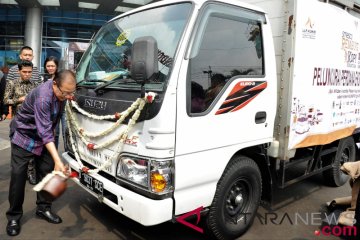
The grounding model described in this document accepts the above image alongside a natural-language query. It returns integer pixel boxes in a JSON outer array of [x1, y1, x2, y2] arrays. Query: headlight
[[117, 156, 174, 195], [118, 157, 148, 187]]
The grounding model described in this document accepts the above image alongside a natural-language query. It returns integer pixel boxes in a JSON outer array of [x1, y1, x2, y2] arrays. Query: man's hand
[[54, 161, 66, 173], [18, 96, 26, 103], [45, 142, 67, 174], [0, 114, 6, 121]]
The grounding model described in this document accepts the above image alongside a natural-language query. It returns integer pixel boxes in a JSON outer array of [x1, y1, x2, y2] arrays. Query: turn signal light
[[151, 172, 166, 192]]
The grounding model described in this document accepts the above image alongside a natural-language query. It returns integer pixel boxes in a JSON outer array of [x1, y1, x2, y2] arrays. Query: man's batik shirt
[[4, 77, 37, 116]]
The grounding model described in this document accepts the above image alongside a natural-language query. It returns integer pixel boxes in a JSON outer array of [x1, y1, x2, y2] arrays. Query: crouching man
[[6, 70, 76, 236]]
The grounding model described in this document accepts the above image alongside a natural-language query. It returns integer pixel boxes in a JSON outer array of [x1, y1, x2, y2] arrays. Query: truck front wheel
[[206, 156, 261, 240], [323, 137, 355, 187]]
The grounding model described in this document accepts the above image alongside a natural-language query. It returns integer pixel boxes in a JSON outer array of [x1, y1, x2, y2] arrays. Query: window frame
[[186, 2, 266, 116]]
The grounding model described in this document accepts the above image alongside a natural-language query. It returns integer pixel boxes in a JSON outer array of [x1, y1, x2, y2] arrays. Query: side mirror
[[131, 36, 158, 84]]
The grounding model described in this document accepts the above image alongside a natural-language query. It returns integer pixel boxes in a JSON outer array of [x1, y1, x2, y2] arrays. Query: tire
[[323, 137, 355, 187], [206, 156, 261, 240]]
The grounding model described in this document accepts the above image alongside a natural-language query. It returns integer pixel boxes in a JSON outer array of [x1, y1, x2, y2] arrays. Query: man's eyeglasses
[[57, 84, 76, 97]]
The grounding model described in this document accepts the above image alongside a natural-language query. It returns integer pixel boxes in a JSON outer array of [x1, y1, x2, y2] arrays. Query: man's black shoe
[[36, 210, 62, 224], [6, 220, 20, 236], [28, 172, 37, 185]]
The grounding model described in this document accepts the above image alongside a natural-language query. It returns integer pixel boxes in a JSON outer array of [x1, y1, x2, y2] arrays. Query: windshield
[[76, 3, 192, 91]]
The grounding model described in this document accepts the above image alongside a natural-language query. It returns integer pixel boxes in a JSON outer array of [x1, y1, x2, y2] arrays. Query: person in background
[[4, 60, 38, 185], [191, 81, 206, 113], [1, 66, 9, 79], [5, 70, 76, 237], [0, 70, 9, 121], [205, 73, 226, 108], [6, 46, 42, 85], [43, 56, 58, 82], [4, 60, 37, 117], [43, 56, 65, 149], [6, 46, 41, 185]]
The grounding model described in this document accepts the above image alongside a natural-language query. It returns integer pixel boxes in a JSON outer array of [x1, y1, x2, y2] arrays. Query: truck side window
[[188, 4, 264, 114]]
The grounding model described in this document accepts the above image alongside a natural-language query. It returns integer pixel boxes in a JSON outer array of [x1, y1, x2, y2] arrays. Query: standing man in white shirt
[[6, 46, 41, 85]]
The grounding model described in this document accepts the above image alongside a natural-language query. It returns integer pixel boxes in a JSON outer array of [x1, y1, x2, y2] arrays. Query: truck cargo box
[[244, 0, 360, 160]]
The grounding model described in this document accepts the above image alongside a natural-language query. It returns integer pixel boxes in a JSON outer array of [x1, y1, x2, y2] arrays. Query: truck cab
[[63, 1, 275, 238], [63, 0, 360, 238]]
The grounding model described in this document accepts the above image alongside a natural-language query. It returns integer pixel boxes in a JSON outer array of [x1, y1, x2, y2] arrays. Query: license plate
[[80, 172, 104, 196]]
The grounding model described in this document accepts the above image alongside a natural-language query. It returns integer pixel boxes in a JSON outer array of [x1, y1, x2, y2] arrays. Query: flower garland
[[71, 99, 139, 138], [66, 92, 156, 174]]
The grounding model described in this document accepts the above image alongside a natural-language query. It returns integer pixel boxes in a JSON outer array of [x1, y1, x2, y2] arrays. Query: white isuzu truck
[[62, 0, 360, 238]]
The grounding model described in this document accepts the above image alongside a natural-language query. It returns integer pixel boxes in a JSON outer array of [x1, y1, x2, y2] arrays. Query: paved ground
[[0, 118, 355, 240]]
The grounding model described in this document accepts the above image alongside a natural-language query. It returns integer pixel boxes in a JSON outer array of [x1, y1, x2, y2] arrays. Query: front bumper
[[62, 152, 173, 226]]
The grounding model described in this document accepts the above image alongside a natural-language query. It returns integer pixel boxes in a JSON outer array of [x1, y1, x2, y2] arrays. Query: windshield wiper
[[94, 77, 137, 93]]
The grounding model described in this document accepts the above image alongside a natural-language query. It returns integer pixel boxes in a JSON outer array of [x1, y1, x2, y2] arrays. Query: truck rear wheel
[[206, 156, 261, 240], [323, 137, 355, 187]]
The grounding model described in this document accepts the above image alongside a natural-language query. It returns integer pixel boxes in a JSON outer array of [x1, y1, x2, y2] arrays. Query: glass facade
[[0, 8, 25, 71], [0, 5, 114, 73], [42, 10, 114, 71]]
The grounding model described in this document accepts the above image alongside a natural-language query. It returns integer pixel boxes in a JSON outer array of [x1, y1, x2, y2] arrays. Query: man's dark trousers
[[6, 143, 54, 221]]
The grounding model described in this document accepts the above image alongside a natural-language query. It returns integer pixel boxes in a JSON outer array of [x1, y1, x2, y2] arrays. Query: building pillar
[[24, 7, 42, 69]]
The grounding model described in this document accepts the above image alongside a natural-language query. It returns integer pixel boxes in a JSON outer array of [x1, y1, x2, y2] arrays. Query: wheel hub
[[341, 151, 349, 164], [235, 194, 243, 205], [225, 182, 248, 217]]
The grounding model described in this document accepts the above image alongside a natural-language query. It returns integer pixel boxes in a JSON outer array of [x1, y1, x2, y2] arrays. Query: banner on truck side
[[289, 0, 360, 149]]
